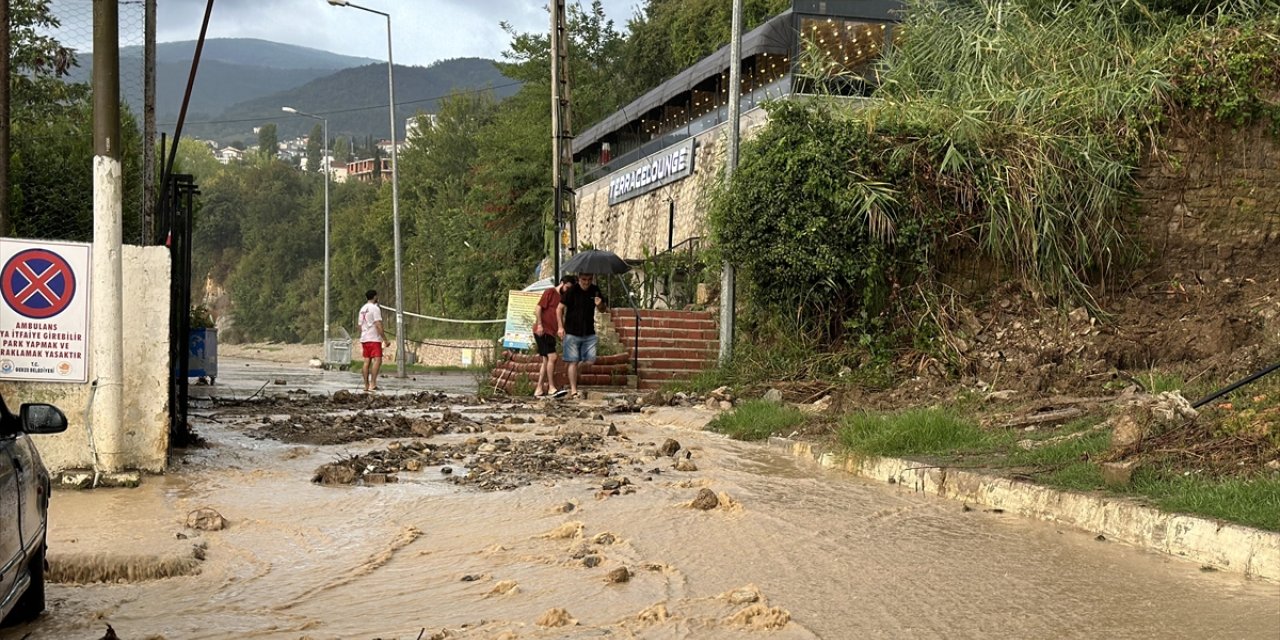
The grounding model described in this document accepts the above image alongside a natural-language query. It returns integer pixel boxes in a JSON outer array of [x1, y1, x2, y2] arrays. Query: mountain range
[[68, 38, 518, 144]]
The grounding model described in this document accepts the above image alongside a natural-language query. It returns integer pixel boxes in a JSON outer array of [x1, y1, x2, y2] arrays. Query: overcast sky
[[52, 0, 644, 67]]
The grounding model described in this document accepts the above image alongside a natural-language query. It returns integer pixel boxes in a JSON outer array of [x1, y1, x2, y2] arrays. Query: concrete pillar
[[92, 0, 126, 471]]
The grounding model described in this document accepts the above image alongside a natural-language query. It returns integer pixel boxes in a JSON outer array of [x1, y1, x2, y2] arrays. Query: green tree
[[173, 139, 222, 183], [220, 161, 324, 341], [621, 0, 789, 100], [9, 0, 81, 117], [257, 123, 278, 159], [469, 0, 625, 313], [7, 0, 143, 242], [192, 170, 245, 292], [306, 123, 323, 172], [333, 136, 351, 165], [397, 92, 497, 317]]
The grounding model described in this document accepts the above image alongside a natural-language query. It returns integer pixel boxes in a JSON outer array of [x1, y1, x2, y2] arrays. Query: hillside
[[121, 39, 379, 70], [67, 38, 381, 125], [188, 57, 518, 142]]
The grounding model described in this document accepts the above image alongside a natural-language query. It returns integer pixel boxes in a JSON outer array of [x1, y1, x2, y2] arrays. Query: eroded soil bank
[[5, 383, 1279, 639]]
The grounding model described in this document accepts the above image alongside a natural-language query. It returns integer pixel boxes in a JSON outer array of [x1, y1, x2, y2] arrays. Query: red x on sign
[[1, 249, 77, 319]]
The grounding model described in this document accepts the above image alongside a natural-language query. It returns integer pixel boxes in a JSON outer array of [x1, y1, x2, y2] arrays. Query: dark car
[[0, 396, 68, 626]]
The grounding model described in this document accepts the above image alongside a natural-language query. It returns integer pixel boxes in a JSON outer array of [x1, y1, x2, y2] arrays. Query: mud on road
[[7, 390, 1279, 640]]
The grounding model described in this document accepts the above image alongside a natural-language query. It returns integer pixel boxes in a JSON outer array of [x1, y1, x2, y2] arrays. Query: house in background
[[405, 113, 437, 141], [346, 157, 392, 183], [215, 146, 244, 165]]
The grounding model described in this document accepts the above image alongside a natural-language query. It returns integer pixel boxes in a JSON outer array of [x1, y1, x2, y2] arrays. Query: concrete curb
[[767, 437, 1280, 582]]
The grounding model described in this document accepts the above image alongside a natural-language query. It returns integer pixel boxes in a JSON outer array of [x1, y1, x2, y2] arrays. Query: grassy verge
[[839, 409, 1004, 456], [830, 406, 1280, 531], [708, 400, 809, 441]]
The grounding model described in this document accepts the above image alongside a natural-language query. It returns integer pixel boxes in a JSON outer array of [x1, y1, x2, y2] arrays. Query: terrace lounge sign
[[608, 138, 695, 206]]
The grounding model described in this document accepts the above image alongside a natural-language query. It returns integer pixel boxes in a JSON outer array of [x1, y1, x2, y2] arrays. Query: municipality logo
[[0, 360, 12, 374]]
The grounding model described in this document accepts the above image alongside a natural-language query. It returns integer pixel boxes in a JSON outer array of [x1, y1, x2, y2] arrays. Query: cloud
[[147, 0, 643, 67]]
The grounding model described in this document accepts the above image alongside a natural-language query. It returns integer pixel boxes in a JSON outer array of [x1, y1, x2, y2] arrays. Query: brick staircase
[[610, 309, 719, 390], [489, 352, 630, 393]]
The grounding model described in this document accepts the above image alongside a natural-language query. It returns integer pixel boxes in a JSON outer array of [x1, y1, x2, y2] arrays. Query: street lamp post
[[326, 0, 406, 377], [282, 106, 330, 361]]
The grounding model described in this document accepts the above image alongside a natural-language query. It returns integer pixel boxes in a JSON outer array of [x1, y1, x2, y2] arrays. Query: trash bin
[[326, 339, 352, 370], [325, 326, 352, 370], [189, 328, 218, 382]]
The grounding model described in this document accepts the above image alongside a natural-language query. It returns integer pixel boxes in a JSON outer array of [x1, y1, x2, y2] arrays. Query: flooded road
[[4, 361, 1278, 639]]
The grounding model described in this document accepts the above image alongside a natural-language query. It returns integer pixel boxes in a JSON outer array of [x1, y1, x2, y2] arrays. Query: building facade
[[572, 0, 901, 262], [346, 157, 393, 183]]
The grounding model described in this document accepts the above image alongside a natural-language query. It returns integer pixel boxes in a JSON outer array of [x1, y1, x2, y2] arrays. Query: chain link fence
[[12, 0, 149, 244]]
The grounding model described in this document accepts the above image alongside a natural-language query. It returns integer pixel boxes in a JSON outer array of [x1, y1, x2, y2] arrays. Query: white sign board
[[608, 138, 696, 206], [0, 239, 92, 383]]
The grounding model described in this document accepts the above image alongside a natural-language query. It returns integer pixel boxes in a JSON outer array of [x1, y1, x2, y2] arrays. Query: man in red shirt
[[533, 276, 574, 398]]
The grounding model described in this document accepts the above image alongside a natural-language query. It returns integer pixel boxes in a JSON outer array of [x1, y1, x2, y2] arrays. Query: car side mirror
[[20, 403, 67, 435]]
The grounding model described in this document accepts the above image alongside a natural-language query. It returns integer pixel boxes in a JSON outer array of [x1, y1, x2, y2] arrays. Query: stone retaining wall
[[575, 108, 771, 261], [1136, 122, 1280, 272]]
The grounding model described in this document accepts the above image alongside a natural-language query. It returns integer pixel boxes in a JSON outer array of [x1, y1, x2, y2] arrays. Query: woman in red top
[[533, 276, 574, 397]]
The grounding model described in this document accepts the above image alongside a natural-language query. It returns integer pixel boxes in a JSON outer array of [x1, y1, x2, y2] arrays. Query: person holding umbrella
[[557, 272, 608, 399]]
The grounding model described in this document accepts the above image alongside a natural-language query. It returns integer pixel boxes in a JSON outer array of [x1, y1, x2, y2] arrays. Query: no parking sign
[[0, 239, 91, 383]]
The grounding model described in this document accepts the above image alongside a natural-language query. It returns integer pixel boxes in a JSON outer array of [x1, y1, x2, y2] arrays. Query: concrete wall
[[0, 246, 171, 472], [576, 108, 772, 261]]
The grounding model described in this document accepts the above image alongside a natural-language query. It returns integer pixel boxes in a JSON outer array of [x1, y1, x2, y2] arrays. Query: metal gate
[[156, 173, 199, 445]]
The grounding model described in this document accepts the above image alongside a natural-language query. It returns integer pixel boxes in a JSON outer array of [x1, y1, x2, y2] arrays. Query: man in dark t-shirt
[[556, 272, 607, 399], [533, 275, 574, 398]]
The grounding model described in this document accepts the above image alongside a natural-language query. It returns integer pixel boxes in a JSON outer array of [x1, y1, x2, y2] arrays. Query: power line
[[158, 80, 522, 127]]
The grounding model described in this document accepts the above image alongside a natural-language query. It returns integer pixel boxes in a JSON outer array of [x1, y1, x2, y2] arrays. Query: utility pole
[[719, 0, 743, 364], [142, 0, 156, 243], [550, 0, 576, 277], [0, 0, 10, 237], [92, 0, 127, 472]]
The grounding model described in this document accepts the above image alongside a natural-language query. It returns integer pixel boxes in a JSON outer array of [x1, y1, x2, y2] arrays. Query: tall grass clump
[[838, 408, 1000, 456], [708, 399, 809, 441], [713, 0, 1277, 353]]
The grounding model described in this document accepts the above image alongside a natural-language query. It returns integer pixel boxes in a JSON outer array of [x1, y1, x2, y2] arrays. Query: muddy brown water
[[4, 404, 1278, 640]]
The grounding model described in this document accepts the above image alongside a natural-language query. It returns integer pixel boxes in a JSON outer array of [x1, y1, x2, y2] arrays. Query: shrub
[[713, 0, 1279, 359]]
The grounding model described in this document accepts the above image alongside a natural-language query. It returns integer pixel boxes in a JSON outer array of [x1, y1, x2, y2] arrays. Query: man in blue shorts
[[556, 272, 607, 399]]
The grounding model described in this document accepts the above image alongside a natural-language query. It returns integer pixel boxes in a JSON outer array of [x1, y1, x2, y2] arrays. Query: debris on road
[[658, 438, 681, 457], [536, 608, 576, 627], [186, 507, 227, 531], [311, 433, 632, 491], [251, 410, 487, 446], [691, 488, 720, 510]]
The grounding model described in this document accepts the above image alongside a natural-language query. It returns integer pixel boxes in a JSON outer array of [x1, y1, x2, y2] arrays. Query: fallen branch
[[999, 407, 1084, 429]]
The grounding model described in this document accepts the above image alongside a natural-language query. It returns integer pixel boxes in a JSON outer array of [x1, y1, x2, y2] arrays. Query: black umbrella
[[562, 249, 631, 275], [561, 249, 640, 378]]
